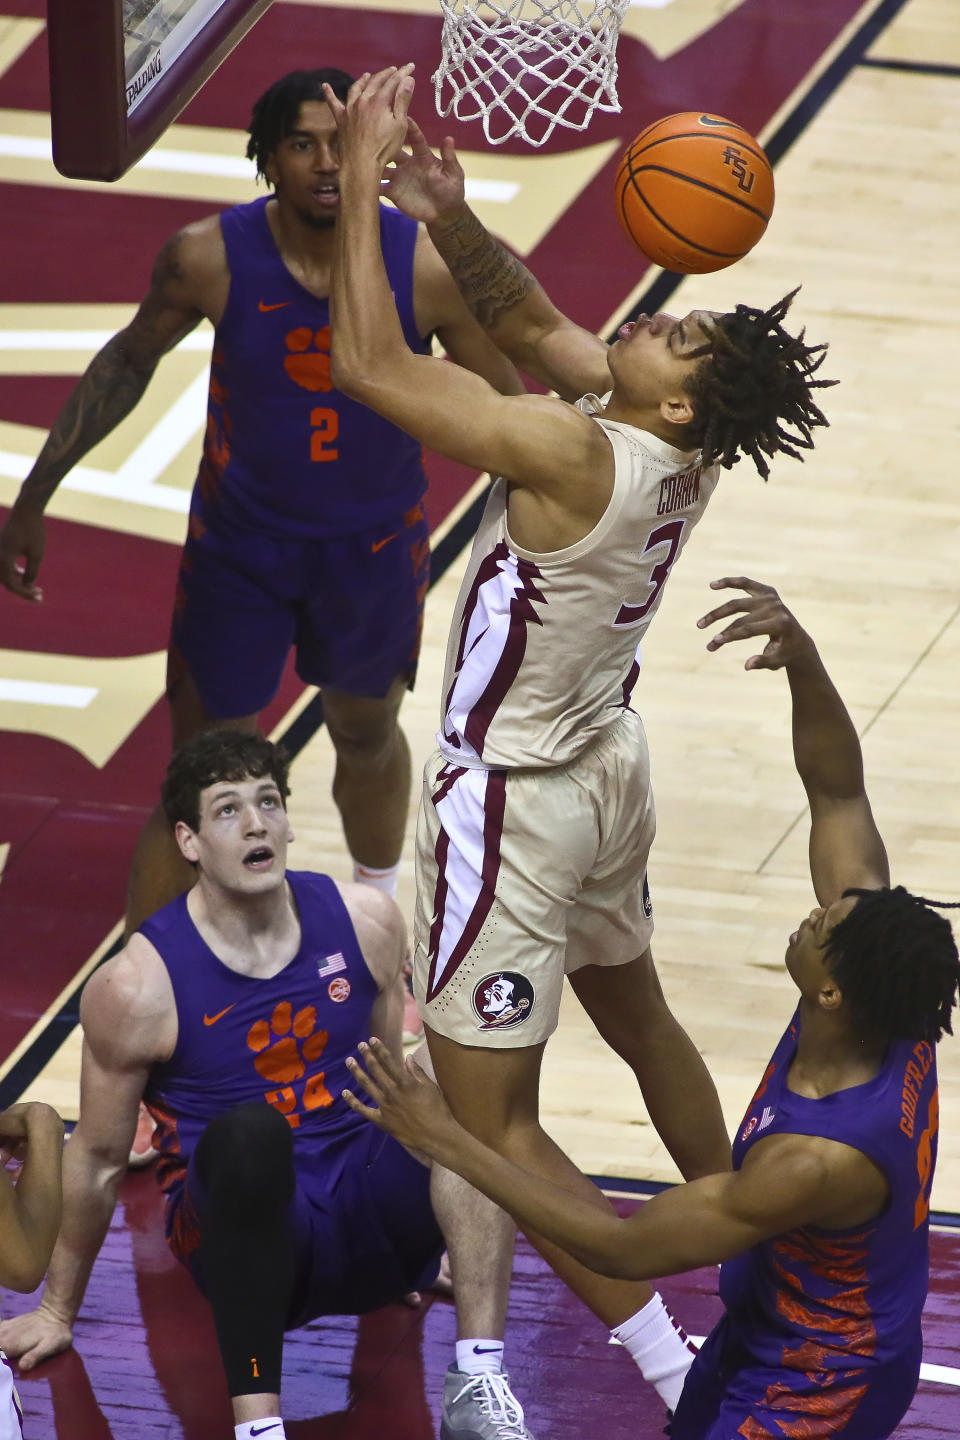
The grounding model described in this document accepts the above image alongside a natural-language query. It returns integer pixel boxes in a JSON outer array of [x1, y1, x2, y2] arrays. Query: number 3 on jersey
[[310, 406, 339, 462], [614, 518, 686, 628]]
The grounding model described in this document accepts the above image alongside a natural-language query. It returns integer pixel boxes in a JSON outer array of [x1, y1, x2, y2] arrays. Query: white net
[[433, 0, 629, 148]]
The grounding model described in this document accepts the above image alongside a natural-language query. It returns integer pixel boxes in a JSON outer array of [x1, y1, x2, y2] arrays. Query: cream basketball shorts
[[413, 708, 656, 1048]]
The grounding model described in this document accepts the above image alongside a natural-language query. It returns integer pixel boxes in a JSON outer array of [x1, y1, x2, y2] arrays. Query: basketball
[[614, 112, 775, 274]]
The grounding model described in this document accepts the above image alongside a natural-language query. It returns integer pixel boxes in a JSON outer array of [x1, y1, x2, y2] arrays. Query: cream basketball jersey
[[437, 395, 720, 770]]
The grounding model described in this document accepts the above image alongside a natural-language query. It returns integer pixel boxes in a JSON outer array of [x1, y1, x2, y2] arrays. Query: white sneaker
[[440, 1366, 534, 1440]]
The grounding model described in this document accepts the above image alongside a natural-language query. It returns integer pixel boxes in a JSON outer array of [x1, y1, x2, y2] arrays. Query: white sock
[[235, 1420, 286, 1440], [353, 860, 401, 899], [610, 1293, 697, 1413], [456, 1339, 505, 1375]]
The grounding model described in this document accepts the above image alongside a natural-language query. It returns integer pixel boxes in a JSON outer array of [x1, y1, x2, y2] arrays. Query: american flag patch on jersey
[[317, 952, 346, 978]]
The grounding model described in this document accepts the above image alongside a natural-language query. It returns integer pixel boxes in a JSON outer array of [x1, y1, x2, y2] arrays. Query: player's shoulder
[[80, 932, 176, 1060], [336, 882, 407, 982], [150, 213, 228, 294], [740, 1128, 872, 1207]]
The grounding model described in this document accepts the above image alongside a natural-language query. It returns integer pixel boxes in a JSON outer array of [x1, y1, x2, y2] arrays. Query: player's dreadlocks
[[162, 728, 291, 833], [684, 288, 836, 481], [246, 68, 355, 179], [824, 886, 960, 1045]]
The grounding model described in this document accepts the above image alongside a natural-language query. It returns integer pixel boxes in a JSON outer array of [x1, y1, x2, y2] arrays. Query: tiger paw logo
[[283, 325, 333, 392], [247, 1001, 333, 1126]]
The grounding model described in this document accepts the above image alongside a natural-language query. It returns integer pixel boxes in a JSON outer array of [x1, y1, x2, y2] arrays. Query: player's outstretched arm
[[0, 220, 220, 602], [414, 232, 526, 399], [698, 577, 889, 904], [328, 71, 611, 508], [384, 117, 609, 401], [0, 938, 173, 1371], [0, 1102, 64, 1291], [344, 1040, 871, 1279]]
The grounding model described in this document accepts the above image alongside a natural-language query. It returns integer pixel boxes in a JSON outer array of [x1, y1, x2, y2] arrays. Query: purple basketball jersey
[[195, 197, 430, 538], [722, 1007, 937, 1387], [140, 872, 378, 1216]]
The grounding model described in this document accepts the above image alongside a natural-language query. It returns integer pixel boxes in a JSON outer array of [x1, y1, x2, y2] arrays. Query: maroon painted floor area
[[3, 1183, 958, 1438]]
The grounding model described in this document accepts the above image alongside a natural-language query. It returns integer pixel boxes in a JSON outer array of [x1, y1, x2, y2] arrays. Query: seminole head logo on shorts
[[472, 972, 534, 1031]]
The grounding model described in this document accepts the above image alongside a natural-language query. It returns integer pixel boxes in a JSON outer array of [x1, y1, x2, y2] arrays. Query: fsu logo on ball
[[472, 972, 534, 1030], [328, 977, 351, 1003]]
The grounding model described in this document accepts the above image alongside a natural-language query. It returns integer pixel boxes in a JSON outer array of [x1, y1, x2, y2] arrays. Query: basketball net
[[433, 0, 629, 147]]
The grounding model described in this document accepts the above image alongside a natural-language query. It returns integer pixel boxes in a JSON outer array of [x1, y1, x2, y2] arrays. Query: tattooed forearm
[[19, 233, 198, 509], [20, 336, 157, 508], [430, 207, 538, 330]]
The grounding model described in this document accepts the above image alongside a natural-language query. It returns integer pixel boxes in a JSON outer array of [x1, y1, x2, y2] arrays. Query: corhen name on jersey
[[437, 393, 720, 770]]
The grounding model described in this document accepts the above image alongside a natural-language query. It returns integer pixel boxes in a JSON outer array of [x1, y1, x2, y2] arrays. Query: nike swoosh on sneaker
[[203, 1004, 237, 1026], [258, 300, 291, 311], [371, 532, 400, 553]]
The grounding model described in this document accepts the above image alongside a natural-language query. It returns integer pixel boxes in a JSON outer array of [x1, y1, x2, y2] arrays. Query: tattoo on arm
[[21, 338, 156, 507], [433, 208, 538, 330], [21, 233, 196, 508]]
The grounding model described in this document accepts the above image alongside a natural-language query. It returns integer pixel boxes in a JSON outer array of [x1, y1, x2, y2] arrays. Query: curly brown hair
[[161, 728, 291, 832]]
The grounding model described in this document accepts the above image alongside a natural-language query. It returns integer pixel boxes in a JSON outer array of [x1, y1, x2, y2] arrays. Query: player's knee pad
[[195, 1102, 295, 1220]]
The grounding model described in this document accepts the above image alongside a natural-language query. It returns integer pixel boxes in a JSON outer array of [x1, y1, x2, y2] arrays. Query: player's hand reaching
[[0, 1303, 73, 1371], [344, 1037, 459, 1159], [323, 65, 416, 172], [697, 577, 814, 670], [383, 118, 467, 223], [0, 502, 45, 602]]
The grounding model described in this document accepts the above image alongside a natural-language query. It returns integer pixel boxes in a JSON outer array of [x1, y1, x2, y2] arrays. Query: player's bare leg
[[321, 675, 411, 877], [568, 949, 731, 1179], [124, 667, 259, 936], [430, 1165, 515, 1336], [426, 1029, 650, 1318], [424, 1027, 697, 1412], [413, 1042, 529, 1436], [233, 1393, 283, 1430], [415, 1040, 516, 1338]]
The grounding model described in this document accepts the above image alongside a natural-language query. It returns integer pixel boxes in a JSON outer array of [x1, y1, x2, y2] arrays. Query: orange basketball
[[614, 112, 774, 274]]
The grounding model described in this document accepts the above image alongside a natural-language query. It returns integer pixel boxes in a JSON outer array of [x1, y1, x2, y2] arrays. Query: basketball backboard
[[47, 0, 273, 182]]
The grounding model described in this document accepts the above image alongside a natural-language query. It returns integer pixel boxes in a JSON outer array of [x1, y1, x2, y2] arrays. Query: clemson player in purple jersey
[[0, 67, 521, 943], [0, 731, 534, 1440], [343, 576, 960, 1440]]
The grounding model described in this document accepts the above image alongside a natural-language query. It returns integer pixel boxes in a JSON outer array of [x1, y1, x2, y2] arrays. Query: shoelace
[[453, 1371, 528, 1439]]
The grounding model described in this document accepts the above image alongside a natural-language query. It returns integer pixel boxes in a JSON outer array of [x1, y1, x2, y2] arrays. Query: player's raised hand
[[0, 502, 45, 602], [697, 577, 813, 670], [383, 117, 466, 223], [324, 65, 416, 171], [0, 1304, 73, 1371], [344, 1037, 458, 1158]]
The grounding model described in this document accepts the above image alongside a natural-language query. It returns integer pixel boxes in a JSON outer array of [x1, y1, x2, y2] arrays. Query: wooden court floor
[[1, 0, 960, 1434]]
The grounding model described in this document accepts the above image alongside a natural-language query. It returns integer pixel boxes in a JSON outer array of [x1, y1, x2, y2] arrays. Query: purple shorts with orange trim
[[168, 502, 430, 716], [672, 1315, 920, 1440], [167, 1124, 443, 1324]]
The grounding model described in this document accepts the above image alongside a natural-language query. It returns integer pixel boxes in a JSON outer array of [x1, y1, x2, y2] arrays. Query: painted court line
[[0, 678, 97, 707]]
